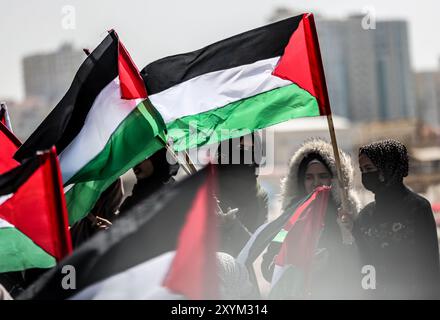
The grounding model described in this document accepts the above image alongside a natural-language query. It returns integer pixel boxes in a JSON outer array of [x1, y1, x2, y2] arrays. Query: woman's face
[[358, 153, 378, 173], [133, 158, 154, 180], [304, 162, 332, 194]]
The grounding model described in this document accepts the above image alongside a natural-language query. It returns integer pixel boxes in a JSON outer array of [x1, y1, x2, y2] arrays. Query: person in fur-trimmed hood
[[261, 138, 363, 299]]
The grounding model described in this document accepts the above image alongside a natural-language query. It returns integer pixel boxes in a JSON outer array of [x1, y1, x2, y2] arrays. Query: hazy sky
[[1, 0, 439, 100]]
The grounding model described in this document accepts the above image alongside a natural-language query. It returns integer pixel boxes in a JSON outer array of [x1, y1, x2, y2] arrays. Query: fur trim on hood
[[280, 138, 360, 218]]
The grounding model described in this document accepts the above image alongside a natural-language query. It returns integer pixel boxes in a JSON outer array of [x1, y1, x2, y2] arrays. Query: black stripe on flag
[[14, 32, 119, 162], [141, 15, 303, 95], [0, 157, 40, 196], [18, 166, 212, 300]]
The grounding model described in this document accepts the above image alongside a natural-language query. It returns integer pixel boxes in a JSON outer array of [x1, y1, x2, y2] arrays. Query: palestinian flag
[[142, 13, 330, 151], [236, 186, 330, 298], [14, 31, 167, 224], [19, 165, 218, 300], [0, 147, 72, 273], [0, 121, 21, 174], [270, 186, 330, 298], [237, 191, 316, 267]]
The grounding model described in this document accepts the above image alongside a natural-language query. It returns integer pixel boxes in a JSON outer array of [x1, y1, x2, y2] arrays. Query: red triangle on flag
[[116, 33, 148, 100], [0, 147, 72, 261], [163, 165, 219, 299], [273, 13, 331, 115]]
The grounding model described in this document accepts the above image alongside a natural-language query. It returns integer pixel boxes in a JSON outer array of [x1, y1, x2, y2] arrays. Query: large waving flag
[[0, 147, 72, 273], [15, 31, 167, 224], [19, 165, 218, 300], [142, 13, 330, 151]]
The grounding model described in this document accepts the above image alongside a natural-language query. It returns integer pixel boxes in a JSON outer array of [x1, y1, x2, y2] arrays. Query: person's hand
[[217, 207, 239, 226], [337, 207, 353, 230], [337, 207, 355, 245], [89, 215, 112, 230]]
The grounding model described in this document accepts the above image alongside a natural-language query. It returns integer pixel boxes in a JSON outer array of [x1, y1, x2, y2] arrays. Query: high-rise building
[[414, 72, 440, 128], [345, 15, 381, 122], [316, 15, 381, 122], [315, 19, 350, 118], [270, 9, 415, 123], [22, 43, 84, 104], [375, 21, 416, 120]]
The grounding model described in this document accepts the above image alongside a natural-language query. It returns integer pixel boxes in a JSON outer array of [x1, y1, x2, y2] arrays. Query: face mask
[[362, 171, 383, 193]]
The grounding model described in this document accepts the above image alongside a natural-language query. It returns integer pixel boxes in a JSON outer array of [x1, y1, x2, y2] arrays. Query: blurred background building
[[3, 43, 84, 141], [22, 43, 84, 106]]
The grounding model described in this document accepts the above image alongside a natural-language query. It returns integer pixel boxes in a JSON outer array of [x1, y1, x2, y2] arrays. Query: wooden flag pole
[[154, 134, 192, 176], [163, 143, 192, 176], [183, 150, 198, 174], [305, 13, 350, 214], [326, 114, 349, 212]]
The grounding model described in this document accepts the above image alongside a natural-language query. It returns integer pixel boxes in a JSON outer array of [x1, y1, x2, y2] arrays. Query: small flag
[[271, 186, 330, 296], [0, 147, 72, 273]]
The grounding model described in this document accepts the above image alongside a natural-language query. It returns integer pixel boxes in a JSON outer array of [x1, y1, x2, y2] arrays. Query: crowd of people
[[1, 136, 439, 299]]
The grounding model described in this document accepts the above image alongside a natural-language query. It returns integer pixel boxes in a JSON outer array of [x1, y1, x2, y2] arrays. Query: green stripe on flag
[[273, 229, 289, 243], [166, 83, 319, 151], [67, 102, 166, 185], [0, 227, 55, 273], [65, 101, 167, 224], [138, 100, 159, 136]]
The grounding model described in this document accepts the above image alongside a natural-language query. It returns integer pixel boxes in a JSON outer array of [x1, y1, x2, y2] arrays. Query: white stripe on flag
[[149, 56, 292, 124], [236, 220, 272, 265], [0, 217, 14, 229], [70, 251, 183, 300], [59, 79, 142, 183], [0, 193, 13, 207]]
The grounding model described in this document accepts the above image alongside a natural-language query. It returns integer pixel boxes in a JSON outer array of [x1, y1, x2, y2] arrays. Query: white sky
[[1, 0, 439, 100]]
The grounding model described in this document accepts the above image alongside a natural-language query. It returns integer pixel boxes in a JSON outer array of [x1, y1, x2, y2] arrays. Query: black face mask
[[362, 171, 384, 193]]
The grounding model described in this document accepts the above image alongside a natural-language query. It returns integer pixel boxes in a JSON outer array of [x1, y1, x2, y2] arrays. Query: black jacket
[[353, 184, 440, 299]]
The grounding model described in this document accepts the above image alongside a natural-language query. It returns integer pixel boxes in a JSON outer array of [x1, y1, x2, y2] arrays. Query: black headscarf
[[118, 148, 179, 215], [216, 134, 263, 167], [359, 139, 408, 187], [146, 147, 180, 182]]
